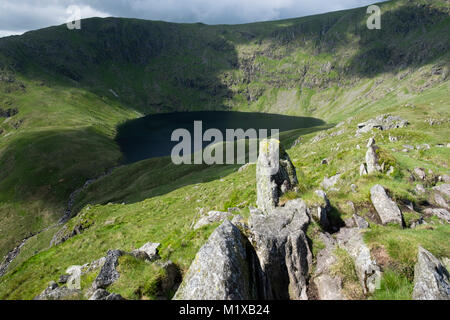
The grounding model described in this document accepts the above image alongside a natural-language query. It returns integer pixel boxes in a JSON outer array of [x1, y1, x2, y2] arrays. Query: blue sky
[[0, 0, 383, 37]]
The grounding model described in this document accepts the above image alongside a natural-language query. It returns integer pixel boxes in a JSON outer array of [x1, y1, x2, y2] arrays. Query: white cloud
[[0, 30, 26, 38], [0, 0, 382, 36]]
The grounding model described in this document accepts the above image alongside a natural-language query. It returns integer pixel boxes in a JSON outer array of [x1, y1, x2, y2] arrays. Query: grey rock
[[414, 168, 426, 180], [432, 184, 450, 210], [344, 217, 356, 228], [58, 274, 70, 284], [389, 134, 398, 142], [256, 139, 297, 213], [313, 233, 346, 300], [415, 184, 426, 194], [93, 250, 124, 289], [356, 114, 408, 134], [249, 199, 312, 300], [336, 228, 381, 294], [359, 164, 368, 176], [34, 281, 81, 300], [193, 211, 232, 230], [433, 184, 450, 198], [366, 137, 376, 148], [351, 184, 358, 193], [442, 175, 450, 183], [423, 208, 450, 223], [249, 206, 262, 216], [89, 289, 125, 300], [353, 214, 370, 229], [132, 242, 161, 261], [366, 146, 381, 174], [410, 217, 426, 229], [311, 132, 328, 143], [314, 190, 332, 230], [173, 220, 265, 300], [412, 247, 450, 300], [320, 173, 341, 190], [82, 257, 106, 274], [370, 184, 403, 226]]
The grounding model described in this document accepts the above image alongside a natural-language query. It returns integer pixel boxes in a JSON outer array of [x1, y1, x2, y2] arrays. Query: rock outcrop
[[34, 281, 82, 300], [89, 288, 124, 300], [312, 233, 346, 300], [365, 143, 381, 174], [431, 184, 450, 210], [320, 174, 341, 190], [92, 250, 124, 290], [249, 199, 312, 300], [173, 220, 265, 300], [312, 190, 332, 231], [131, 242, 161, 261], [336, 228, 381, 294], [370, 184, 404, 226], [193, 210, 232, 230], [412, 247, 450, 300], [356, 114, 409, 134], [423, 208, 450, 223], [256, 139, 298, 213]]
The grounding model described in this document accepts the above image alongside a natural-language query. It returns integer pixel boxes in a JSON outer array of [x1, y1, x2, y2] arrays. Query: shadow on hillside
[[73, 123, 332, 213]]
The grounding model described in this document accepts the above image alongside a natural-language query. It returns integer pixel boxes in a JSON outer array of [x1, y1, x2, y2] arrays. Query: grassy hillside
[[0, 0, 449, 299]]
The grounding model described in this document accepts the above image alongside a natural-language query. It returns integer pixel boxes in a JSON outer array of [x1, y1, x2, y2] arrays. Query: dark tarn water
[[116, 111, 325, 163]]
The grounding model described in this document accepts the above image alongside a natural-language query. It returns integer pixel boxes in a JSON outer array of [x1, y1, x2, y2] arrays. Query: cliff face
[[0, 0, 448, 117]]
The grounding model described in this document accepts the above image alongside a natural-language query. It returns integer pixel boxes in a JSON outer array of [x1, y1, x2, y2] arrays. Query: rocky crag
[[172, 138, 450, 300]]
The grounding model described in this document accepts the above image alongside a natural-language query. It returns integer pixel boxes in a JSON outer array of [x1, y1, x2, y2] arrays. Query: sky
[[0, 0, 382, 38]]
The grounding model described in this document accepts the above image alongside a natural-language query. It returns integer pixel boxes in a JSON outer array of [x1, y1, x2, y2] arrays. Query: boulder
[[441, 174, 450, 183], [353, 214, 370, 229], [359, 164, 368, 176], [356, 114, 408, 134], [256, 139, 297, 213], [89, 289, 124, 300], [92, 250, 124, 290], [431, 184, 450, 210], [193, 211, 232, 230], [34, 281, 82, 300], [320, 173, 341, 190], [415, 184, 426, 194], [423, 208, 450, 223], [249, 199, 312, 300], [412, 247, 450, 300], [336, 228, 381, 294], [370, 185, 404, 226], [414, 168, 426, 180], [366, 145, 381, 174], [313, 190, 332, 231], [132, 242, 161, 261], [313, 233, 346, 300], [173, 220, 265, 300]]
